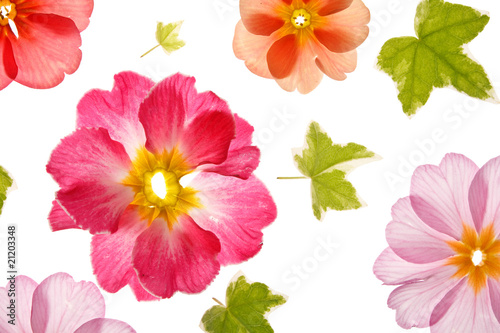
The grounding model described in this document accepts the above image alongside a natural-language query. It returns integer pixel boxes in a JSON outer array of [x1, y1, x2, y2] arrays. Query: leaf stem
[[277, 177, 307, 180], [141, 44, 160, 58], [212, 297, 224, 306]]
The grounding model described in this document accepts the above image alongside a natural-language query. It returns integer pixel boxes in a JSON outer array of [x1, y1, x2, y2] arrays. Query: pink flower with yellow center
[[374, 153, 500, 332], [0, 273, 135, 332], [233, 0, 370, 94], [47, 72, 277, 300], [0, 0, 93, 90]]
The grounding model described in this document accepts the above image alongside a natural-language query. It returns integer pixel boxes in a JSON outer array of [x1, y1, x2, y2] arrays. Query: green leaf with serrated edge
[[156, 21, 185, 54], [0, 166, 13, 215], [200, 272, 287, 333], [293, 121, 381, 220], [141, 21, 185, 57], [377, 0, 498, 117]]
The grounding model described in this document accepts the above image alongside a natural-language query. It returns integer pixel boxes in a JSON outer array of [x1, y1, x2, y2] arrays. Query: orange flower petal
[[314, 45, 356, 81], [276, 40, 323, 93], [314, 0, 370, 53], [233, 21, 275, 79], [240, 0, 286, 36], [311, 0, 354, 16], [267, 34, 299, 79]]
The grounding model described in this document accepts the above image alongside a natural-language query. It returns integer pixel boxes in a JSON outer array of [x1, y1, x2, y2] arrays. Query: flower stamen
[[471, 249, 485, 266], [446, 223, 500, 294], [122, 147, 202, 228], [291, 9, 311, 29], [0, 1, 16, 26]]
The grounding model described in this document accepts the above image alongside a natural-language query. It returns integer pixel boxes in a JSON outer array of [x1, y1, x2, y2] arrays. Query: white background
[[1, 0, 500, 332]]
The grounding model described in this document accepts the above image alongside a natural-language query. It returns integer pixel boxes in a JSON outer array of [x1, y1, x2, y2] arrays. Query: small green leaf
[[378, 0, 497, 117], [293, 121, 381, 220], [141, 21, 185, 58], [0, 166, 14, 215], [200, 272, 287, 333]]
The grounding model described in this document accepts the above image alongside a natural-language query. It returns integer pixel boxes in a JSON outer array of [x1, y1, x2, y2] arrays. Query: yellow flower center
[[275, 0, 327, 46], [0, 0, 16, 27], [121, 147, 201, 229], [291, 9, 311, 29], [446, 223, 500, 294]]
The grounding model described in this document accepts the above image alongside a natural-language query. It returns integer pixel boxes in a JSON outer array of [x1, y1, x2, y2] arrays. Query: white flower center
[[0, 5, 11, 19], [0, 2, 18, 38], [151, 172, 167, 199], [472, 250, 484, 266]]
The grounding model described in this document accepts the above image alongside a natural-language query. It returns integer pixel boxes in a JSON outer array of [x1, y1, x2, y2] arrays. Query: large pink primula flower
[[374, 153, 500, 332], [0, 0, 93, 90], [47, 72, 277, 300], [0, 273, 135, 332], [233, 0, 370, 94]]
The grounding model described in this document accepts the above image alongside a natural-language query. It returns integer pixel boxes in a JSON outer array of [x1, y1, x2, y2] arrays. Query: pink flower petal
[[410, 153, 479, 239], [314, 46, 356, 81], [31, 272, 105, 333], [388, 266, 459, 329], [267, 34, 299, 80], [468, 155, 500, 234], [17, 0, 94, 31], [430, 279, 500, 332], [0, 36, 16, 90], [314, 0, 370, 53], [240, 0, 285, 35], [77, 71, 155, 159], [138, 73, 191, 155], [10, 14, 82, 89], [275, 40, 323, 93], [91, 208, 148, 293], [373, 248, 448, 285], [180, 110, 235, 167], [200, 115, 260, 179], [200, 146, 260, 180], [386, 197, 455, 264], [0, 275, 38, 333], [188, 173, 276, 265], [74, 318, 136, 333], [233, 20, 274, 79], [47, 128, 134, 234], [132, 215, 221, 298], [488, 279, 500, 325], [48, 200, 81, 231], [438, 153, 479, 227], [184, 89, 232, 123], [128, 274, 160, 301], [229, 114, 256, 149]]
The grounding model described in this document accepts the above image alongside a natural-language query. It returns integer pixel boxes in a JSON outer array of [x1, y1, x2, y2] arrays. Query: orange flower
[[233, 0, 370, 94]]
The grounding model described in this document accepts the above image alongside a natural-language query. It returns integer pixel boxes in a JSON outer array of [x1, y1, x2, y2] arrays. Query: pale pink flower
[[374, 153, 500, 332], [0, 273, 135, 333]]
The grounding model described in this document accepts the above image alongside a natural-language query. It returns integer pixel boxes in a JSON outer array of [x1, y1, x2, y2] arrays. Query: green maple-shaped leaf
[[141, 21, 185, 58], [200, 272, 287, 333], [292, 122, 381, 220], [0, 166, 14, 215], [378, 0, 498, 117]]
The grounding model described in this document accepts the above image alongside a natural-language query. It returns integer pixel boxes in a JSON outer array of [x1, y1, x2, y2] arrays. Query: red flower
[[233, 0, 370, 93], [0, 0, 93, 89]]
